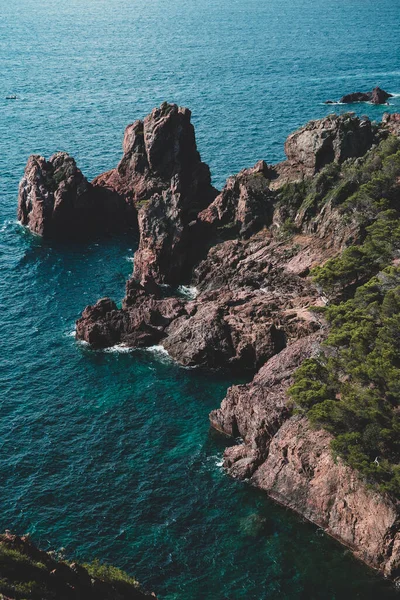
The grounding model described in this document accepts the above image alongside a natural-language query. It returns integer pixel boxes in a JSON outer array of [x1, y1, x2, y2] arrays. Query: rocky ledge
[[0, 532, 156, 599], [18, 104, 400, 581]]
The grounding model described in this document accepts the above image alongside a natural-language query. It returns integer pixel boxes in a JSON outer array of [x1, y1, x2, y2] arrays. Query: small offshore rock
[[338, 86, 392, 105]]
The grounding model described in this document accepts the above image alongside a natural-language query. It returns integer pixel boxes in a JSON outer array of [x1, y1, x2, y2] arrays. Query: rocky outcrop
[[17, 152, 131, 238], [253, 416, 400, 579], [210, 335, 323, 476], [18, 103, 216, 247], [94, 103, 218, 285], [0, 532, 156, 599], [273, 113, 377, 183], [77, 231, 323, 371], [383, 112, 400, 137], [210, 334, 400, 578], [19, 153, 106, 237], [72, 109, 400, 580], [76, 282, 185, 349], [338, 86, 393, 105], [76, 111, 386, 366], [198, 160, 276, 238]]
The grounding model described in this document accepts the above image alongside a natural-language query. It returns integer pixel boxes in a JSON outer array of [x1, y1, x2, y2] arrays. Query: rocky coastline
[[18, 105, 400, 582]]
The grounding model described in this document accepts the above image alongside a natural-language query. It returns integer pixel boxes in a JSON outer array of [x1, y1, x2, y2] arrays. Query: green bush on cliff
[[312, 210, 400, 293], [84, 558, 140, 587], [290, 267, 400, 497], [276, 135, 400, 243]]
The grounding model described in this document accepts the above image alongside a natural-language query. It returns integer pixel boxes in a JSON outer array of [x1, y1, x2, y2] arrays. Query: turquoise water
[[1, 0, 400, 598]]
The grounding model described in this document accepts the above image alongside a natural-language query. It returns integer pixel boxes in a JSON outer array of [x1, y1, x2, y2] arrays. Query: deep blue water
[[1, 1, 400, 598]]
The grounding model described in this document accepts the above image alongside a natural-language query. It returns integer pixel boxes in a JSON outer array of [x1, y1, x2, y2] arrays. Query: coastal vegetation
[[0, 533, 151, 600], [289, 135, 400, 497]]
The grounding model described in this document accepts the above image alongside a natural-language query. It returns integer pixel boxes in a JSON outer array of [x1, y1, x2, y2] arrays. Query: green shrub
[[289, 267, 400, 497]]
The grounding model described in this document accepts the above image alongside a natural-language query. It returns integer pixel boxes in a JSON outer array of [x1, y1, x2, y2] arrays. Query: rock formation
[[383, 112, 400, 137], [76, 111, 383, 367], [18, 103, 216, 249], [0, 532, 156, 599], [93, 102, 218, 285], [274, 113, 377, 182], [198, 160, 276, 238], [73, 108, 400, 581], [325, 86, 393, 105], [17, 152, 131, 238], [340, 86, 393, 104], [211, 347, 400, 579]]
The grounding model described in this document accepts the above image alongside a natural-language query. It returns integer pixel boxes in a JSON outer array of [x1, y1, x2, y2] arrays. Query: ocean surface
[[1, 0, 400, 598]]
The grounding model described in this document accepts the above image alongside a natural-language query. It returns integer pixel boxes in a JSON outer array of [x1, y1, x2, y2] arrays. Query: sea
[[1, 1, 400, 598]]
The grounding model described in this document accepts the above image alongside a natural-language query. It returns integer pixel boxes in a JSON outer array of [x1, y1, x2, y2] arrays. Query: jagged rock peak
[[94, 102, 215, 205], [123, 103, 202, 179], [129, 103, 218, 286]]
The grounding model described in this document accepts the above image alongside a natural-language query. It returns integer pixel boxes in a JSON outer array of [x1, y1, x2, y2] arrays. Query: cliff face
[[0, 533, 156, 599], [210, 335, 400, 579]]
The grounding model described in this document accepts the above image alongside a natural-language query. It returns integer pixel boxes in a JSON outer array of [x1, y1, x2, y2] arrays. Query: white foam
[[146, 344, 170, 357], [65, 330, 76, 337], [177, 285, 198, 300], [125, 256, 134, 263], [76, 339, 89, 347], [103, 344, 134, 354], [1, 219, 19, 233]]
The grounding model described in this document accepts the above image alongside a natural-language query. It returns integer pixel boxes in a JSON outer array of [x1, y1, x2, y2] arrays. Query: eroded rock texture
[[198, 160, 276, 238], [383, 112, 400, 137], [17, 153, 128, 237], [18, 103, 216, 247], [76, 111, 385, 368], [276, 113, 377, 182], [94, 103, 217, 285]]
